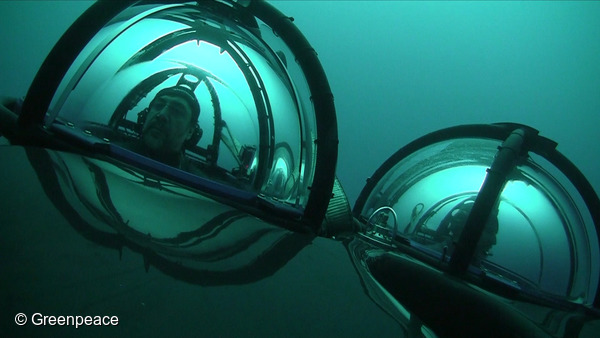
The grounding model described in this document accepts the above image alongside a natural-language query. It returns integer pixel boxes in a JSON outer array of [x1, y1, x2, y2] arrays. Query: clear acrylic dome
[[22, 0, 338, 226], [354, 124, 600, 307]]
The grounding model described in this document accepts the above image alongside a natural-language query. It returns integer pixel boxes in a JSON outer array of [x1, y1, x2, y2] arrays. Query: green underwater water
[[0, 0, 598, 207], [273, 1, 600, 206], [0, 2, 599, 336]]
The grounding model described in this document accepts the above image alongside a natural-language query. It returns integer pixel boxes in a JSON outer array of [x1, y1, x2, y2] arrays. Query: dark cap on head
[[153, 85, 201, 122]]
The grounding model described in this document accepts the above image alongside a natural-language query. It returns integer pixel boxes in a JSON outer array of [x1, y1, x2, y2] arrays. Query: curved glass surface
[[356, 136, 599, 306], [44, 1, 318, 213]]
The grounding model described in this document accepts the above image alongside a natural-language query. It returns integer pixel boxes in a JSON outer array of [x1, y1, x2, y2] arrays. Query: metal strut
[[449, 128, 527, 273]]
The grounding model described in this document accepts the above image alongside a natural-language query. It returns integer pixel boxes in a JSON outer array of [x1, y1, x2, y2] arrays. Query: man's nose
[[155, 108, 169, 122]]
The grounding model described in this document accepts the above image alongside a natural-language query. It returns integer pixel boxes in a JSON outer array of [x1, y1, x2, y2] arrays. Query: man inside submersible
[[133, 83, 202, 170]]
